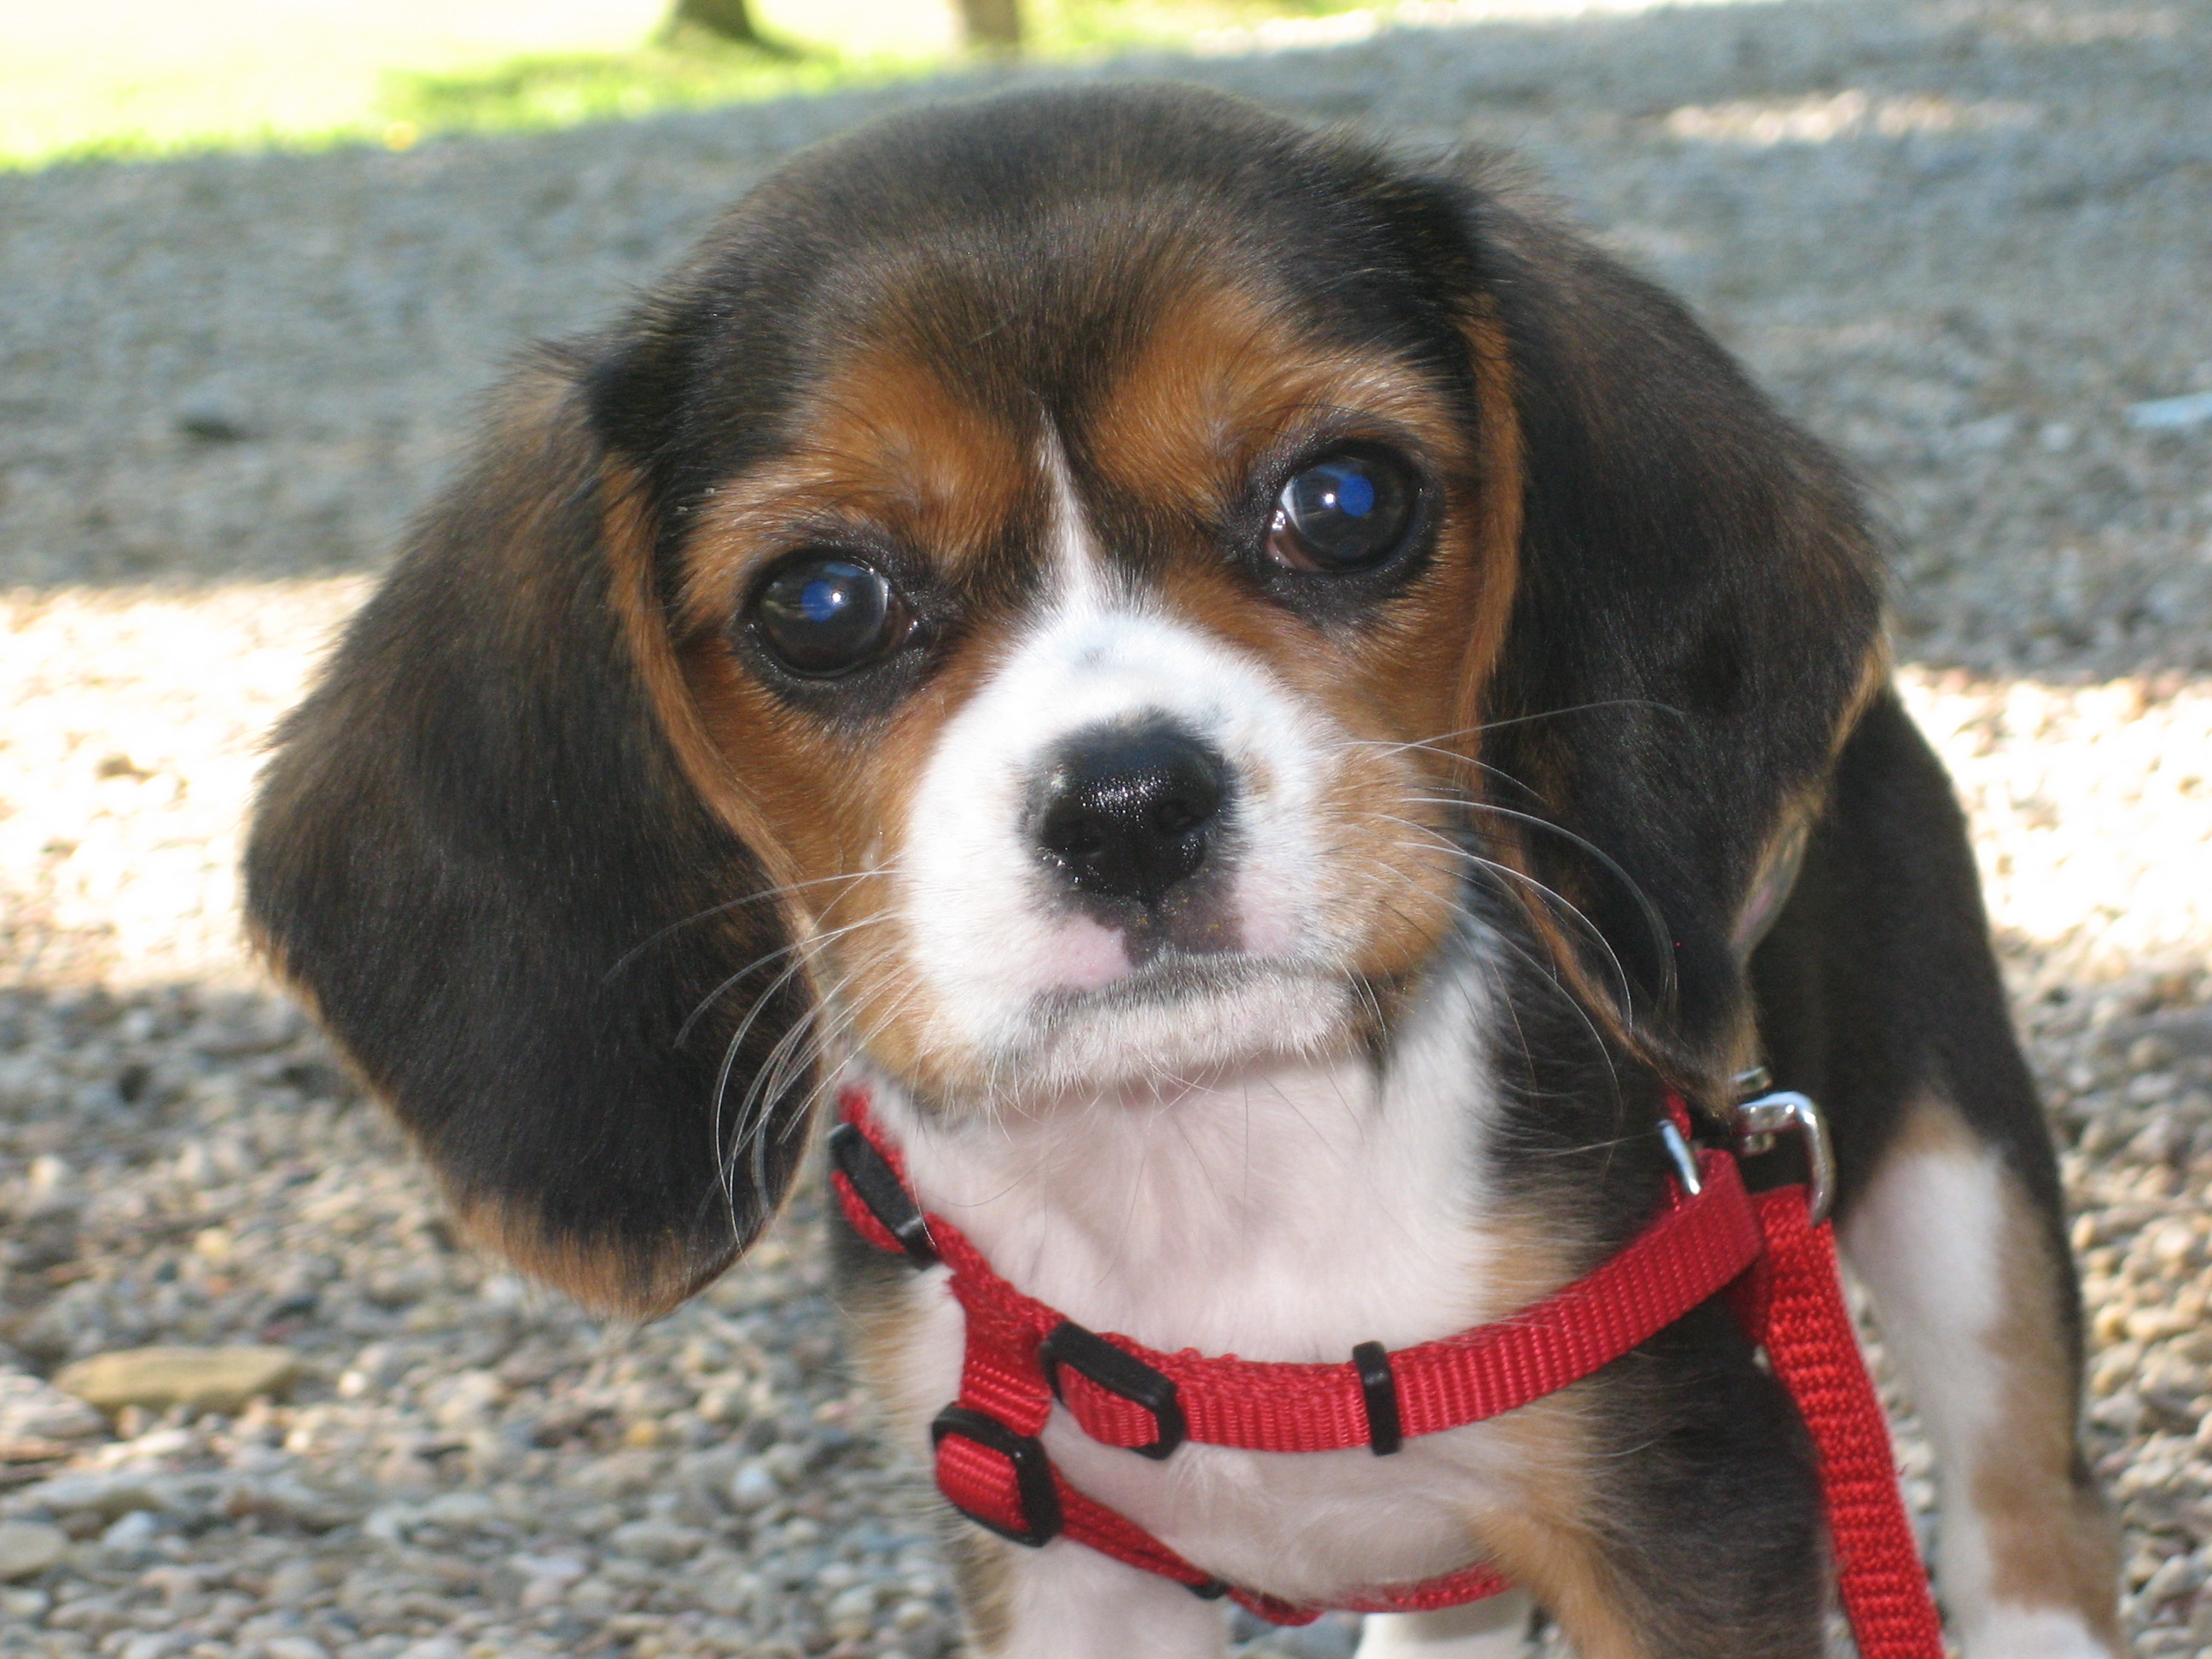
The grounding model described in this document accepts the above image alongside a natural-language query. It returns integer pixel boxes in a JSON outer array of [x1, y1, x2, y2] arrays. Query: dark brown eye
[[1267, 451, 1417, 572], [749, 554, 911, 678]]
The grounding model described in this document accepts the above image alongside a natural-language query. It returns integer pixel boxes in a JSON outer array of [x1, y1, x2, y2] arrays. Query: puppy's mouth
[[966, 947, 1362, 1098], [1031, 947, 1310, 1016]]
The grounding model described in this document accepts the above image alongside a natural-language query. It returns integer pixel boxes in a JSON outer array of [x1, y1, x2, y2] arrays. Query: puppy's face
[[665, 240, 1522, 1106], [247, 85, 1883, 1309]]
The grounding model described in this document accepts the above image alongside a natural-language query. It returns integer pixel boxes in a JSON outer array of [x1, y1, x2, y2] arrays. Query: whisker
[[696, 910, 898, 1223], [603, 866, 899, 984], [1329, 699, 1689, 765], [726, 1003, 821, 1225], [1400, 795, 1674, 1007], [1369, 811, 1630, 1103], [1373, 810, 1638, 1019], [678, 910, 888, 1047]]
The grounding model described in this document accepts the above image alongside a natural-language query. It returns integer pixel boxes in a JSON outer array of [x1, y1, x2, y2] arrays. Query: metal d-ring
[[1734, 1090, 1837, 1226]]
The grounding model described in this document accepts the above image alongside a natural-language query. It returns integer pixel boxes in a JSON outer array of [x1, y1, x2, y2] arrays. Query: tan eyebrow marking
[[673, 340, 1034, 638]]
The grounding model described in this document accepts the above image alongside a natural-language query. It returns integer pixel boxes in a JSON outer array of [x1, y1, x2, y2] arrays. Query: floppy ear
[[244, 356, 814, 1318], [1447, 169, 1884, 1066]]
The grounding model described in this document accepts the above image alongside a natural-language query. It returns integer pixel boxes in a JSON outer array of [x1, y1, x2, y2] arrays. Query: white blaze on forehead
[[895, 443, 1346, 1064], [1046, 430, 1108, 609]]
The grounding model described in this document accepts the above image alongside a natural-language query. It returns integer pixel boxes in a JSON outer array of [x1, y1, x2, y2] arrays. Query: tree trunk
[[956, 0, 1022, 51], [668, 0, 766, 45]]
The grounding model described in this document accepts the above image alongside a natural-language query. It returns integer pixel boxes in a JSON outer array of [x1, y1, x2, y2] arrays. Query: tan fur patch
[[602, 464, 810, 917], [1467, 1400, 1659, 1659], [1443, 305, 1528, 777], [452, 1196, 730, 1319]]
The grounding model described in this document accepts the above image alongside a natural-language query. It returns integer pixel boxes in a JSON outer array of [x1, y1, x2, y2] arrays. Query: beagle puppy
[[244, 85, 2121, 1659]]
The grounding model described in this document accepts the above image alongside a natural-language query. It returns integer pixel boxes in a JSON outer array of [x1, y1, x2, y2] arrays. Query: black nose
[[1036, 724, 1230, 909]]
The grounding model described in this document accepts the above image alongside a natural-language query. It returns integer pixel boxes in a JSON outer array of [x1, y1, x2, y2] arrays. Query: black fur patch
[[246, 375, 810, 1313]]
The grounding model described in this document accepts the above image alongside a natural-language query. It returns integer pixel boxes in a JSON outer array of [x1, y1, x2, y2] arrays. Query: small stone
[[0, 1520, 68, 1580], [262, 1640, 331, 1659], [608, 1519, 704, 1565], [1, 1586, 51, 1619], [428, 1370, 504, 1431], [508, 1551, 586, 1583], [729, 1462, 778, 1509], [363, 1502, 417, 1544], [0, 1371, 108, 1441], [505, 1550, 587, 1610], [222, 1474, 357, 1532], [825, 1583, 878, 1640], [55, 1346, 300, 1415], [100, 1510, 161, 1552], [2141, 1551, 2207, 1606], [265, 1557, 321, 1606], [418, 1490, 499, 1531], [22, 1469, 195, 1520], [174, 403, 253, 445], [519, 1576, 568, 1610]]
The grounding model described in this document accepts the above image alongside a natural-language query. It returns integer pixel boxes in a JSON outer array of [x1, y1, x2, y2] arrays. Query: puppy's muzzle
[[1035, 720, 1230, 913]]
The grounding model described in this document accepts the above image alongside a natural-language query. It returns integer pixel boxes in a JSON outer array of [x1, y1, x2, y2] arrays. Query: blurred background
[[1, 2, 2209, 1656], [1, 0, 1526, 167]]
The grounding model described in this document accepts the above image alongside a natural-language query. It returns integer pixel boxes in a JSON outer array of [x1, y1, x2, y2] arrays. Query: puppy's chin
[[966, 956, 1361, 1105]]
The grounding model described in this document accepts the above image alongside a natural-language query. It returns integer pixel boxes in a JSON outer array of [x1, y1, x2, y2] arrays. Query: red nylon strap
[[1749, 1190, 1947, 1659], [835, 1089, 1943, 1651], [837, 1091, 1765, 1455], [1057, 1153, 1760, 1452]]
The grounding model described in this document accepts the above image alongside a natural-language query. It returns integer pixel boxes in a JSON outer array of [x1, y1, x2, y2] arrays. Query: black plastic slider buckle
[[930, 1406, 1062, 1548], [1039, 1320, 1188, 1461], [827, 1121, 936, 1265], [1353, 1340, 1404, 1456]]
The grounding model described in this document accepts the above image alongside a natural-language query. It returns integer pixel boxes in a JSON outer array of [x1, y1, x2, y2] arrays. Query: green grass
[[379, 33, 906, 143], [2, 0, 1370, 171]]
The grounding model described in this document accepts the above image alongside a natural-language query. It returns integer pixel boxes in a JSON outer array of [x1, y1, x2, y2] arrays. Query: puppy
[[244, 85, 2120, 1659]]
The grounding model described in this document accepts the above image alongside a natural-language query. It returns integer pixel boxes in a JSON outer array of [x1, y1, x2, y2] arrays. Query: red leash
[[830, 1087, 1943, 1652], [1751, 1187, 1948, 1656]]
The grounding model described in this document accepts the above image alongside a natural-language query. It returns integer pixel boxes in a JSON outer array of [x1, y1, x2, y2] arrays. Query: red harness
[[830, 1086, 1944, 1655]]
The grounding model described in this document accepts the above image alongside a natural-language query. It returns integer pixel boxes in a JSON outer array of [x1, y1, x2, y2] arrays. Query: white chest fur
[[862, 956, 1537, 1601]]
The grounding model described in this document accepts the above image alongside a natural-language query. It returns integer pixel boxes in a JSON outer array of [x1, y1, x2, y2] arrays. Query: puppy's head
[[246, 86, 1880, 1314]]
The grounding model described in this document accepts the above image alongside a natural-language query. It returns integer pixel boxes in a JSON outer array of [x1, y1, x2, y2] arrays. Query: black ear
[[1457, 172, 1884, 1065], [244, 357, 813, 1317]]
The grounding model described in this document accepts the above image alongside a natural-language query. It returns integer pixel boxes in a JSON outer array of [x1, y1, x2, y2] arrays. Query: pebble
[[0, 1373, 107, 1443], [1, 0, 2209, 1655], [55, 1346, 301, 1416], [0, 1521, 68, 1581]]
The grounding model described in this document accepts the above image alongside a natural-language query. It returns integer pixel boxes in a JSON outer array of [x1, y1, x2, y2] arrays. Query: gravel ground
[[3, 0, 2209, 1653]]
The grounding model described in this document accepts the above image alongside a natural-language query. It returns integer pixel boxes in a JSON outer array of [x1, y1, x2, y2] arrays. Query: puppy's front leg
[[1355, 1590, 1534, 1656], [1843, 1096, 2120, 1658], [947, 1530, 1231, 1659]]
